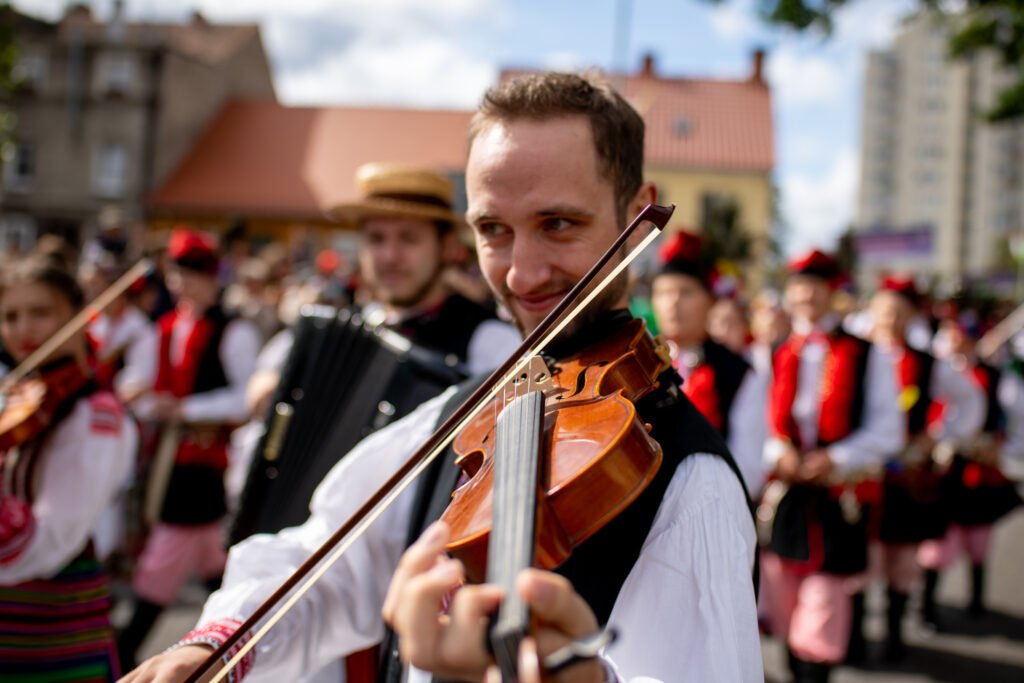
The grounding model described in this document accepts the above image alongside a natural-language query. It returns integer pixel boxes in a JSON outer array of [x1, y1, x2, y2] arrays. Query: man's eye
[[544, 217, 573, 233], [476, 222, 507, 238]]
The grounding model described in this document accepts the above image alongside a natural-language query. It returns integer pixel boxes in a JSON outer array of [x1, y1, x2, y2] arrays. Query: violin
[[443, 316, 669, 582], [0, 259, 151, 451], [0, 359, 90, 452], [185, 204, 675, 683], [443, 316, 669, 679]]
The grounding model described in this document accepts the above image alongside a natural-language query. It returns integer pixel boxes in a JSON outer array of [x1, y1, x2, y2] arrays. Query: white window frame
[[3, 140, 36, 193], [97, 52, 136, 96], [93, 141, 128, 198]]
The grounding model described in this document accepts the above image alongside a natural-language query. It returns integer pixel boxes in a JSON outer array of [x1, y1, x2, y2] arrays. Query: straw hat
[[329, 163, 463, 227]]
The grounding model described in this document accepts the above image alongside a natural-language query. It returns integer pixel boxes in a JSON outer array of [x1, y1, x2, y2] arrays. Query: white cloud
[[280, 34, 496, 108], [767, 48, 845, 109], [780, 147, 860, 254], [708, 0, 759, 42], [833, 0, 916, 49]]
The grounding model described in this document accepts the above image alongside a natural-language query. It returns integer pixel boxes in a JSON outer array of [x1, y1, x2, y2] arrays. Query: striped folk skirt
[[0, 556, 119, 682]]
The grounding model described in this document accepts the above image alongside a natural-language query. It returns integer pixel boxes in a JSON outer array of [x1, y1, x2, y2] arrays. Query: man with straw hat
[[331, 162, 518, 374]]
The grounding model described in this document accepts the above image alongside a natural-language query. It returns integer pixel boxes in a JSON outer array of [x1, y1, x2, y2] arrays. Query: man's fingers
[[393, 558, 464, 667], [439, 583, 504, 673], [517, 636, 542, 683], [382, 521, 450, 623], [516, 568, 598, 637]]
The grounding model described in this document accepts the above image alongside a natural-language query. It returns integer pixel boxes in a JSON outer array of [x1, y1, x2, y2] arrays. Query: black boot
[[845, 591, 866, 665], [883, 588, 908, 662], [117, 598, 164, 673], [921, 569, 941, 632], [969, 564, 986, 617], [789, 651, 832, 683]]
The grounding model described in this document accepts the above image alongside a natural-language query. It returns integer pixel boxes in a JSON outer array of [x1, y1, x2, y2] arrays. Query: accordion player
[[230, 305, 470, 541]]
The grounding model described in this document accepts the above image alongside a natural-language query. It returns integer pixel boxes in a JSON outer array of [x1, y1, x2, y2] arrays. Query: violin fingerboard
[[487, 389, 545, 681]]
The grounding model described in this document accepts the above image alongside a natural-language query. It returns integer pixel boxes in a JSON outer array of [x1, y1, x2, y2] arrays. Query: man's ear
[[624, 182, 658, 251], [630, 182, 657, 218]]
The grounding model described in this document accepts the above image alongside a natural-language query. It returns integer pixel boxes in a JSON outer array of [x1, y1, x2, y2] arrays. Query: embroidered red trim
[[176, 618, 253, 682], [0, 496, 36, 565]]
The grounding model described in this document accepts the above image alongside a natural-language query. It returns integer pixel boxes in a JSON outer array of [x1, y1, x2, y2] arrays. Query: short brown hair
[[469, 71, 645, 223], [0, 254, 85, 310]]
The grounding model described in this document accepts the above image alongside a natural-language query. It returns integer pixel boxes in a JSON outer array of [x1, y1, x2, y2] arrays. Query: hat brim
[[328, 197, 465, 227]]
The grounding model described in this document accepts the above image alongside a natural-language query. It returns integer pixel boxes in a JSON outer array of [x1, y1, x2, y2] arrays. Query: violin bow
[[187, 203, 674, 683], [0, 258, 153, 394]]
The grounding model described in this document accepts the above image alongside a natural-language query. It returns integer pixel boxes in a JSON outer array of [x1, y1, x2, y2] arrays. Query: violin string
[[205, 224, 664, 682]]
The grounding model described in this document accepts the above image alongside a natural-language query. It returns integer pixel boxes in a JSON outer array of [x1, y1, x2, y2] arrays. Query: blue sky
[[16, 0, 918, 254]]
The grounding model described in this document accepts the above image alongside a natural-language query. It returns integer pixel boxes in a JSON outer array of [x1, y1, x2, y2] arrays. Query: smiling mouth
[[514, 291, 567, 313]]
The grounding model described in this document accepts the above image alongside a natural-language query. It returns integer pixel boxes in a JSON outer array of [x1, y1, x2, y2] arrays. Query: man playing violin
[[123, 72, 760, 683]]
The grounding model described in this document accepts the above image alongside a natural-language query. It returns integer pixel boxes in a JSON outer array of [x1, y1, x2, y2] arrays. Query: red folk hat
[[168, 228, 219, 274], [878, 274, 920, 306], [787, 249, 841, 285], [655, 230, 710, 288]]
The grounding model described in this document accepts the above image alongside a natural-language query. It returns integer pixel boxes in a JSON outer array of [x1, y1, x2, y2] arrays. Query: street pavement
[[116, 508, 1024, 681]]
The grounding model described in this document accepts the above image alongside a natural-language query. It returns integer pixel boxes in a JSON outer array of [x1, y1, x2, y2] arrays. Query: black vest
[[379, 365, 751, 682], [905, 347, 936, 437], [702, 338, 751, 440], [158, 305, 233, 525], [391, 294, 498, 362]]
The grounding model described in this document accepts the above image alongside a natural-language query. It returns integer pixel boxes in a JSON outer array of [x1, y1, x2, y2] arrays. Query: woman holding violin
[[0, 254, 137, 682], [123, 72, 760, 683]]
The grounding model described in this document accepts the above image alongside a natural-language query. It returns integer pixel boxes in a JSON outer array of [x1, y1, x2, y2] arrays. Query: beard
[[378, 260, 446, 309], [496, 260, 632, 353]]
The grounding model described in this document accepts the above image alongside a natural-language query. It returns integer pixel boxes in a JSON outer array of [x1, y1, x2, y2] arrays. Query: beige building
[[855, 11, 1023, 290], [0, 4, 275, 253]]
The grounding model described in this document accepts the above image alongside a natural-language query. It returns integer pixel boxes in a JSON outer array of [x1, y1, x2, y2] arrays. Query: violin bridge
[[498, 356, 553, 404]]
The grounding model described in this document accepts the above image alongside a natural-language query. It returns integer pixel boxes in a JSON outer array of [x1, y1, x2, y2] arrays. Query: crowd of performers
[[0, 86, 1022, 683], [648, 236, 1023, 681]]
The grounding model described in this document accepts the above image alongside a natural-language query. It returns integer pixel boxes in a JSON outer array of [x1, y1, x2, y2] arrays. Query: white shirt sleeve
[[726, 370, 769, 496], [180, 319, 262, 424], [0, 396, 137, 583], [465, 319, 521, 375], [999, 373, 1024, 474], [114, 311, 158, 399], [603, 454, 762, 682], [827, 345, 906, 472], [198, 387, 456, 682], [930, 357, 985, 445]]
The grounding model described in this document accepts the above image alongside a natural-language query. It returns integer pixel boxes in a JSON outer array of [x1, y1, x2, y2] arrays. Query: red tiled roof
[[501, 68, 774, 173], [149, 100, 474, 222], [627, 74, 773, 172]]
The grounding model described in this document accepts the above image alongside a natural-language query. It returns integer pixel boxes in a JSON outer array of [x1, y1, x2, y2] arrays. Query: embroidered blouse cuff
[[167, 618, 254, 683], [763, 438, 788, 468], [0, 496, 36, 566], [826, 443, 854, 472]]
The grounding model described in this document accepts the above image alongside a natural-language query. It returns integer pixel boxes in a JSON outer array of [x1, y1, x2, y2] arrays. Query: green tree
[[0, 4, 21, 162], [707, 0, 1024, 121]]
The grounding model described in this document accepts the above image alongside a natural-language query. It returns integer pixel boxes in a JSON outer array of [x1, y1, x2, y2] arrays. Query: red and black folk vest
[[153, 304, 233, 525], [681, 338, 751, 439], [767, 328, 874, 575], [770, 329, 871, 448], [154, 305, 232, 398], [894, 345, 936, 438]]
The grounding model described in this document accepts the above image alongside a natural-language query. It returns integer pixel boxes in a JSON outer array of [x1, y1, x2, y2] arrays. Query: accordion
[[230, 305, 467, 542]]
